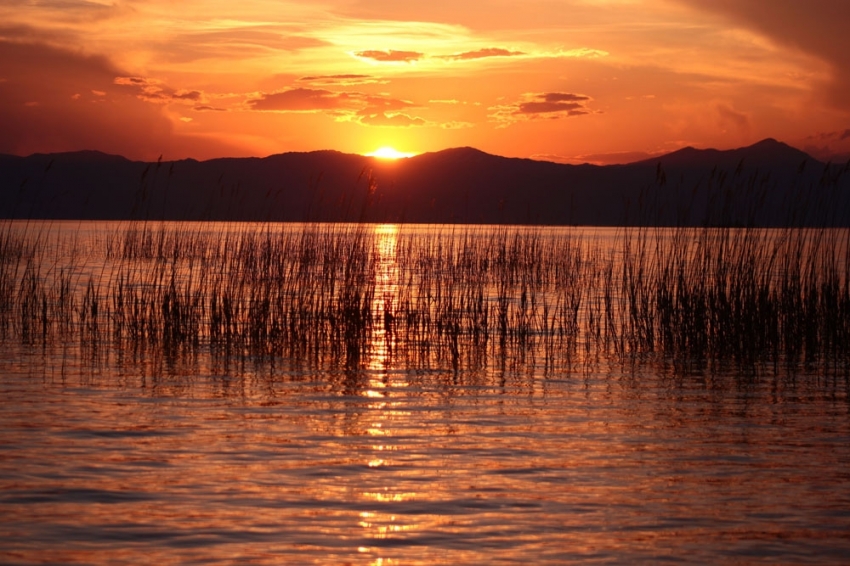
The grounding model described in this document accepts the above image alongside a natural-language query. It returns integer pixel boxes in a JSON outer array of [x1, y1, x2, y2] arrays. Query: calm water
[[2, 222, 850, 564]]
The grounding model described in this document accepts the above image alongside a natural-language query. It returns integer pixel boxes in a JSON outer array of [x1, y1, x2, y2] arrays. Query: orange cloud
[[441, 48, 525, 61], [672, 0, 850, 110], [247, 88, 354, 111], [516, 93, 591, 114], [0, 40, 242, 160], [354, 49, 424, 63], [297, 74, 384, 86], [247, 88, 427, 127]]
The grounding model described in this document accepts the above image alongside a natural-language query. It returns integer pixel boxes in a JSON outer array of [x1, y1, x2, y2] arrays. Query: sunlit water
[[2, 222, 849, 564]]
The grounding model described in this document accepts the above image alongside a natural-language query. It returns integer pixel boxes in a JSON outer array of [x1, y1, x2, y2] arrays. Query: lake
[[1, 221, 849, 564]]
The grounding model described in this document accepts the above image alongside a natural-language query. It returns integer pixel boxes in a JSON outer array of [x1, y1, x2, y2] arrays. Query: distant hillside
[[1, 139, 847, 226]]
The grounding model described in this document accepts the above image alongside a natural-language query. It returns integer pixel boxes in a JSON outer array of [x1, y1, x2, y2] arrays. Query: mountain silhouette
[[1, 139, 847, 226]]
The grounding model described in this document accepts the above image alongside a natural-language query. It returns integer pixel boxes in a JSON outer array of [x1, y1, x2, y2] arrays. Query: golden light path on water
[[361, 224, 417, 559]]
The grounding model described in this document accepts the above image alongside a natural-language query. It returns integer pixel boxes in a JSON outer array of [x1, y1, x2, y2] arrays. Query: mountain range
[[1, 139, 848, 226]]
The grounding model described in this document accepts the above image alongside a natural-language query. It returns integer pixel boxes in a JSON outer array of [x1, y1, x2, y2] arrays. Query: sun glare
[[365, 147, 416, 159]]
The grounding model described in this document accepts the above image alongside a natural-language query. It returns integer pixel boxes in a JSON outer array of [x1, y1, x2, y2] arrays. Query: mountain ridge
[[1, 139, 847, 226], [2, 138, 815, 167]]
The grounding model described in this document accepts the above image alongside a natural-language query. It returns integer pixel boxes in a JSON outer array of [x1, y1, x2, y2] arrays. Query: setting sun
[[365, 147, 417, 160]]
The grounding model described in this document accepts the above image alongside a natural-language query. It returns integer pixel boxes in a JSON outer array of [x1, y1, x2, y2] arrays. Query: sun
[[365, 146, 416, 159]]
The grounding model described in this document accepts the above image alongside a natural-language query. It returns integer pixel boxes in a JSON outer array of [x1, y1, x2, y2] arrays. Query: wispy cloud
[[247, 88, 354, 111], [533, 150, 664, 166], [672, 0, 850, 110], [247, 87, 428, 127], [354, 49, 424, 63], [440, 47, 525, 61], [297, 74, 386, 86]]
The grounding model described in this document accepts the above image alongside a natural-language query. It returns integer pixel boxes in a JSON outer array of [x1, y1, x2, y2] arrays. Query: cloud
[[247, 88, 354, 111], [172, 90, 202, 101], [802, 127, 850, 162], [353, 94, 428, 127], [193, 105, 227, 112], [441, 48, 525, 61], [247, 87, 428, 127], [151, 29, 327, 64], [555, 48, 609, 59], [114, 76, 207, 104], [517, 92, 591, 114], [440, 121, 474, 129], [357, 112, 426, 127], [672, 0, 850, 109], [347, 46, 599, 67], [354, 49, 424, 63], [805, 129, 850, 142], [0, 40, 242, 160], [534, 150, 663, 166], [489, 92, 596, 126], [297, 74, 385, 86], [4, 0, 124, 24]]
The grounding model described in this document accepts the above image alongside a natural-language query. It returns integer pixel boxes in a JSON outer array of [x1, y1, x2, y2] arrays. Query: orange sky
[[1, 0, 849, 163]]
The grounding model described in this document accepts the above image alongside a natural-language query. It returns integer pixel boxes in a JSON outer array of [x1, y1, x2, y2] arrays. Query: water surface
[[1, 222, 849, 564]]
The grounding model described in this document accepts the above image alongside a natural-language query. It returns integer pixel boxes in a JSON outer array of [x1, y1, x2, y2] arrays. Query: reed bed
[[1, 216, 848, 377]]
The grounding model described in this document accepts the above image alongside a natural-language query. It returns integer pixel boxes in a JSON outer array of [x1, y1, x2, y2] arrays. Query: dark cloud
[[297, 74, 384, 86], [114, 76, 207, 104], [518, 101, 586, 115], [13, 0, 123, 24], [299, 74, 371, 82], [542, 93, 590, 103], [0, 22, 78, 48], [172, 90, 201, 101], [354, 50, 423, 63], [805, 129, 850, 142], [114, 76, 148, 86], [802, 128, 850, 162], [490, 92, 595, 126], [673, 0, 850, 109], [0, 40, 242, 159], [515, 93, 592, 115], [441, 48, 525, 61], [193, 105, 227, 112]]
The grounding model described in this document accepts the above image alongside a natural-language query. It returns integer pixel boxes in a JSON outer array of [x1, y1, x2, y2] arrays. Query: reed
[[1, 167, 849, 378]]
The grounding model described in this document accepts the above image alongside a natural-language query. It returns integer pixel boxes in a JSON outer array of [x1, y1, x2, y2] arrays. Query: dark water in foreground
[[2, 222, 850, 564], [3, 351, 850, 564]]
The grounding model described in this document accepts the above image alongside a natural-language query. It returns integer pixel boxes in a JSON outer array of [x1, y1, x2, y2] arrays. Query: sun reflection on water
[[357, 224, 422, 557]]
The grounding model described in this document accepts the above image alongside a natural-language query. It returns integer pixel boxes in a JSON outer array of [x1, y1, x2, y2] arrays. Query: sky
[[1, 0, 849, 164]]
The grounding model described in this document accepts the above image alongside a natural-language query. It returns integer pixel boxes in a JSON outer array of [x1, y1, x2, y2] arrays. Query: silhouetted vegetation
[[1, 215, 848, 377]]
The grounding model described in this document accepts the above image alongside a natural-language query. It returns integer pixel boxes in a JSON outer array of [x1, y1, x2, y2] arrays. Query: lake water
[[2, 221, 849, 564]]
